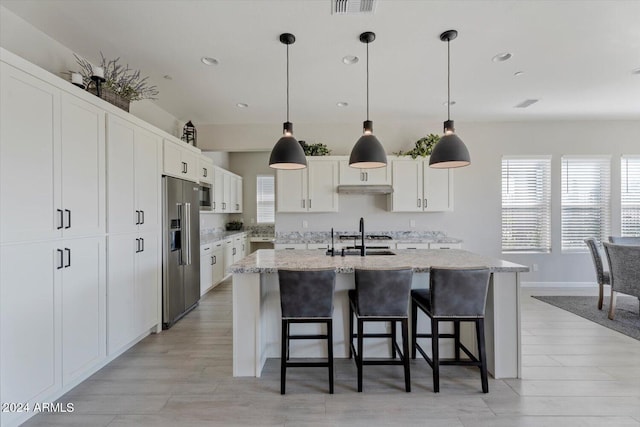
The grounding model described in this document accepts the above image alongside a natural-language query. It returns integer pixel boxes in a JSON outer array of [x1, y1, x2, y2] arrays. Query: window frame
[[256, 174, 275, 224], [621, 155, 640, 237]]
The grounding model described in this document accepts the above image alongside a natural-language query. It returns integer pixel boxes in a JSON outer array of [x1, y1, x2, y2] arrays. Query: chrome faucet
[[359, 217, 365, 256]]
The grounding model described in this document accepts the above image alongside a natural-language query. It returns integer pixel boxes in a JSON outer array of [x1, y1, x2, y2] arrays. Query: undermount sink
[[328, 249, 396, 256]]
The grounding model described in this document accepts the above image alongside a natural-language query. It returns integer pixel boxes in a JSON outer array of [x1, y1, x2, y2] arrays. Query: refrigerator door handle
[[178, 203, 184, 265], [185, 202, 192, 265]]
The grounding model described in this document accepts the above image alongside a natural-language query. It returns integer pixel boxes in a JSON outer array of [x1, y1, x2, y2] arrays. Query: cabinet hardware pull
[[365, 172, 368, 181], [360, 172, 364, 181], [212, 201, 216, 210], [185, 163, 188, 173], [203, 168, 207, 177], [417, 199, 421, 207], [57, 249, 64, 269], [213, 255, 216, 264], [57, 209, 64, 229], [424, 198, 427, 208], [211, 256, 214, 265], [64, 209, 71, 229], [135, 238, 140, 253], [135, 210, 140, 225], [233, 248, 236, 255], [141, 238, 144, 252], [64, 248, 71, 268], [204, 247, 210, 250], [302, 199, 305, 208], [308, 199, 311, 209], [141, 210, 144, 225]]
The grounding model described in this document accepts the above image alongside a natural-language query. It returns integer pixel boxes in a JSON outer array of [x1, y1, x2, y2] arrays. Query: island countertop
[[229, 249, 529, 274]]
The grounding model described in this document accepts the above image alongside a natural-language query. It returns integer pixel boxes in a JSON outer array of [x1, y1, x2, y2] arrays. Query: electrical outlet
[[302, 220, 308, 228], [410, 220, 416, 228], [532, 264, 539, 272]]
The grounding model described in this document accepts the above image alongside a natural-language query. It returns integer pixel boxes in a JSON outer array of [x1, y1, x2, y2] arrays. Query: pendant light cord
[[286, 43, 290, 123], [447, 37, 451, 121], [366, 41, 370, 121]]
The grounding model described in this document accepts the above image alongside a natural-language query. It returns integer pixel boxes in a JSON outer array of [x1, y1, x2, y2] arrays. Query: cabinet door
[[107, 234, 136, 355], [223, 240, 234, 274], [423, 161, 453, 212], [363, 164, 391, 185], [236, 176, 243, 212], [223, 172, 232, 212], [107, 115, 137, 234], [228, 174, 237, 212], [135, 127, 161, 231], [163, 139, 184, 177], [213, 167, 224, 213], [0, 62, 61, 243], [308, 160, 338, 212], [135, 232, 160, 333], [339, 160, 366, 185], [61, 237, 105, 385], [1, 242, 60, 415], [212, 247, 225, 285], [276, 169, 307, 212], [181, 149, 199, 182], [198, 157, 213, 184], [200, 253, 213, 295], [391, 159, 422, 212], [61, 93, 105, 238]]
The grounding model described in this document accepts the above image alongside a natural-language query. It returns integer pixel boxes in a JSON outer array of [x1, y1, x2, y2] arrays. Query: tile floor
[[23, 282, 640, 426]]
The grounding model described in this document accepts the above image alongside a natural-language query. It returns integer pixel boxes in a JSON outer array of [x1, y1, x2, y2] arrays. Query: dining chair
[[602, 243, 640, 320], [584, 238, 610, 310]]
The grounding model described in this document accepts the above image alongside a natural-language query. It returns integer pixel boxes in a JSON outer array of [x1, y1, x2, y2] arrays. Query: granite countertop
[[229, 249, 529, 274], [274, 231, 462, 245], [200, 230, 247, 245]]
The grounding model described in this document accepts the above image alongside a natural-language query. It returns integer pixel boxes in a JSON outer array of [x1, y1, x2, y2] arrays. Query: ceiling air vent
[[515, 99, 539, 108], [332, 0, 377, 15]]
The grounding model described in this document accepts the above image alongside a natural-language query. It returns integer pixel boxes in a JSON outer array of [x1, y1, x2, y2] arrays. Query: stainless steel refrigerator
[[162, 176, 200, 329]]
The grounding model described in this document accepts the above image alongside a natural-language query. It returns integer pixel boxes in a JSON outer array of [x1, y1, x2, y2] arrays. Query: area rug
[[531, 295, 640, 341]]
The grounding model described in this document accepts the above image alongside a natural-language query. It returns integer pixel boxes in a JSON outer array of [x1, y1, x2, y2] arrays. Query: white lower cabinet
[[200, 242, 226, 295], [0, 237, 105, 427], [212, 246, 225, 284], [107, 232, 159, 356], [223, 238, 234, 277]]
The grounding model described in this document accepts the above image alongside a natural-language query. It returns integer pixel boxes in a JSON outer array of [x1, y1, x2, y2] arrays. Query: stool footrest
[[289, 334, 328, 340], [286, 361, 330, 368], [352, 333, 393, 339]]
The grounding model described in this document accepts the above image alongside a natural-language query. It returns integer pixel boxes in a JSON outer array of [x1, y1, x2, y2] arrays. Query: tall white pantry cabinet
[[0, 49, 161, 427]]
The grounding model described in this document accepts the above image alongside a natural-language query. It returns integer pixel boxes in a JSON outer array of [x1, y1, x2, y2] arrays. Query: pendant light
[[269, 33, 307, 170], [429, 30, 471, 169], [349, 31, 387, 169]]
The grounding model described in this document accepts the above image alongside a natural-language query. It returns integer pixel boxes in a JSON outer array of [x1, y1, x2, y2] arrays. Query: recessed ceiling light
[[515, 99, 539, 108], [201, 57, 219, 66], [632, 67, 640, 75], [337, 102, 349, 107], [514, 71, 525, 77], [442, 101, 456, 106], [236, 103, 249, 108], [342, 55, 359, 65], [163, 75, 173, 80], [492, 52, 512, 62]]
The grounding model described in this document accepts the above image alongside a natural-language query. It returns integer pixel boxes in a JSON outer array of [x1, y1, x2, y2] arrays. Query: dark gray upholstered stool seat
[[585, 238, 611, 310], [278, 268, 337, 395], [411, 267, 491, 393], [348, 268, 413, 392]]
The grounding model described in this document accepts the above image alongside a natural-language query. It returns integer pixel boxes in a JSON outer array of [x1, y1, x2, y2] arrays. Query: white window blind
[[621, 156, 640, 237], [561, 156, 611, 251], [256, 175, 275, 223], [501, 157, 551, 253]]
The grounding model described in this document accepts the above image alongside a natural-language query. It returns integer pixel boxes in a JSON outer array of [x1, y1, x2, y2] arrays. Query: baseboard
[[522, 281, 597, 288]]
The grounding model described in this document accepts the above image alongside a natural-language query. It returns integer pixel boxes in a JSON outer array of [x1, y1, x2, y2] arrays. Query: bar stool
[[348, 267, 413, 392], [278, 268, 337, 395], [411, 267, 491, 393]]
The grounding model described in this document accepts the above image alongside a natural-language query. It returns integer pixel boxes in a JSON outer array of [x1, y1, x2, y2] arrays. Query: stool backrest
[[608, 236, 640, 245], [355, 268, 413, 316], [429, 267, 491, 317], [603, 243, 640, 298], [584, 238, 607, 284], [278, 269, 337, 318]]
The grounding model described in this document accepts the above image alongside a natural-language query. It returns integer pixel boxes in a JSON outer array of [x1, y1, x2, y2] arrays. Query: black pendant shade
[[429, 29, 471, 169], [349, 31, 387, 169], [269, 33, 307, 170]]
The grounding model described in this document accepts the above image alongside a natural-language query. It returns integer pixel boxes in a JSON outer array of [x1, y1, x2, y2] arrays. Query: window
[[501, 156, 551, 253], [621, 156, 640, 237], [256, 175, 275, 223], [561, 156, 611, 251]]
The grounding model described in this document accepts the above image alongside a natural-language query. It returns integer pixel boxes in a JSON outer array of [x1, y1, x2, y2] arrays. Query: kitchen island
[[229, 249, 528, 379]]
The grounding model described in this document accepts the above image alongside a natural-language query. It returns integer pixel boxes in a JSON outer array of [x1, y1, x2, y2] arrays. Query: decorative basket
[[88, 86, 130, 112]]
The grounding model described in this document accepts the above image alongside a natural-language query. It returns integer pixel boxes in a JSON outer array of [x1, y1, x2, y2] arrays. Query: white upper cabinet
[[60, 93, 106, 238], [339, 159, 391, 185], [391, 158, 453, 212], [107, 115, 161, 234], [1, 63, 106, 244], [198, 155, 214, 184], [236, 176, 243, 213], [163, 138, 199, 182], [213, 166, 225, 213], [276, 158, 338, 212]]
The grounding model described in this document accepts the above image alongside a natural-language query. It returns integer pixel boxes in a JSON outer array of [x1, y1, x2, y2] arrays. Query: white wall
[[0, 6, 181, 136], [228, 152, 274, 225], [206, 119, 640, 285]]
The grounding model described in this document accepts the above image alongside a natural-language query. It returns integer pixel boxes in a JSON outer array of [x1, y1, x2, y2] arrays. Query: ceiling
[[3, 0, 640, 125]]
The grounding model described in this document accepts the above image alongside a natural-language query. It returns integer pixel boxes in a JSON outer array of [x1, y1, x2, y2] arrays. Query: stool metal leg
[[286, 321, 291, 361], [411, 300, 417, 359], [402, 318, 411, 392], [431, 319, 440, 393], [327, 319, 334, 394], [281, 319, 287, 395], [454, 320, 461, 361], [349, 300, 354, 359], [357, 318, 364, 392], [391, 320, 397, 359], [476, 319, 489, 393]]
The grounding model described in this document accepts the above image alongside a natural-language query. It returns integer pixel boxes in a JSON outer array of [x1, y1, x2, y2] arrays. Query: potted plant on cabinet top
[[299, 140, 331, 156], [394, 134, 440, 159], [73, 52, 159, 112]]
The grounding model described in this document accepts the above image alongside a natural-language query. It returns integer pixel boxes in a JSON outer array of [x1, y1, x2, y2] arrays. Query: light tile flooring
[[24, 283, 640, 426]]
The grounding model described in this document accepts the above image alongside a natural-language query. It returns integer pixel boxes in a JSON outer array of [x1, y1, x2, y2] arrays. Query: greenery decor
[[74, 52, 159, 101], [394, 134, 441, 159], [299, 140, 331, 156]]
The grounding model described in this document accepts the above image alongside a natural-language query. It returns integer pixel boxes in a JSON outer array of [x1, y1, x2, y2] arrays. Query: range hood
[[337, 185, 393, 194]]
